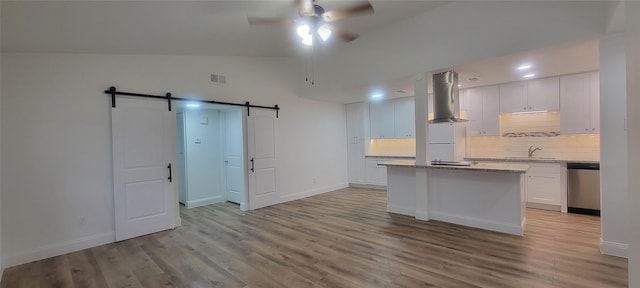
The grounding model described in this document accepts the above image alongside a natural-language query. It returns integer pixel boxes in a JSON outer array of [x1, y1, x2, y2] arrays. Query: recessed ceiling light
[[186, 103, 201, 108], [468, 77, 479, 81], [396, 90, 407, 94], [371, 93, 383, 99], [458, 84, 462, 88], [517, 64, 532, 70], [522, 73, 535, 79]]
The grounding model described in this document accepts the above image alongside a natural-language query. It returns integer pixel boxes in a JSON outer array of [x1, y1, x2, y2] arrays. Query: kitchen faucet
[[528, 146, 542, 158]]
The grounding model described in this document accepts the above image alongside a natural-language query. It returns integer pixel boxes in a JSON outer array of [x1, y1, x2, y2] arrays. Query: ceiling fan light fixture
[[301, 34, 313, 46], [296, 24, 311, 38], [317, 24, 332, 42]]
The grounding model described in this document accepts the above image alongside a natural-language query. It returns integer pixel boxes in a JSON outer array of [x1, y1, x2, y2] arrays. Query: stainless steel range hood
[[431, 70, 466, 123]]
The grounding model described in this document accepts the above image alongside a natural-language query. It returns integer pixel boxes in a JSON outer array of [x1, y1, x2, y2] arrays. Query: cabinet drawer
[[527, 163, 561, 175]]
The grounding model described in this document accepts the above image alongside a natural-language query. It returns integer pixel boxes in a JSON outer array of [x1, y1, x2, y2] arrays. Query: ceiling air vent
[[210, 74, 226, 84]]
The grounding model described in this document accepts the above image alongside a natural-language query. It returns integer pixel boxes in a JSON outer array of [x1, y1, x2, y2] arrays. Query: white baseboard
[[387, 204, 414, 216], [600, 239, 628, 258], [3, 232, 115, 268], [186, 195, 224, 208], [240, 202, 248, 211], [415, 210, 430, 221], [526, 202, 561, 211], [280, 182, 349, 203], [349, 183, 387, 190], [430, 211, 524, 236]]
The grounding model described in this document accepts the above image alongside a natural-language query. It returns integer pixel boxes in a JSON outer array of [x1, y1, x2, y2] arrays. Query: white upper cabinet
[[527, 77, 560, 112], [499, 81, 528, 114], [464, 85, 500, 136], [369, 101, 395, 139], [346, 102, 365, 142], [560, 71, 600, 134], [369, 97, 415, 139], [500, 77, 559, 113], [394, 97, 416, 138]]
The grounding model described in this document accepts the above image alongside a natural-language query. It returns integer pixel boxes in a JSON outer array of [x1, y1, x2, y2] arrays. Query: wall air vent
[[210, 74, 226, 84]]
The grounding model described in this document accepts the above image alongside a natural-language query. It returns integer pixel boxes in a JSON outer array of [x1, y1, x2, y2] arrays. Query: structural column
[[414, 73, 430, 220]]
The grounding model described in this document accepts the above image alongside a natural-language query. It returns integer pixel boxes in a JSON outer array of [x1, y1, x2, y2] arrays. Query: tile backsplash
[[368, 138, 416, 157], [467, 111, 600, 161]]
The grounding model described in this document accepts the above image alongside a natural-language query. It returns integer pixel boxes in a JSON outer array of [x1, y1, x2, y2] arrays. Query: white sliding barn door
[[111, 98, 177, 241], [247, 108, 279, 209]]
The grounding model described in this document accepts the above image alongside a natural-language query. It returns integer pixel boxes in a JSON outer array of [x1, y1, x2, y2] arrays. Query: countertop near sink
[[465, 157, 599, 164], [381, 159, 529, 173], [365, 155, 416, 159]]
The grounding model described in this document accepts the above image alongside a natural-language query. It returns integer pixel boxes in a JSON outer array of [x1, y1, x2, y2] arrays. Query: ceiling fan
[[247, 0, 374, 46]]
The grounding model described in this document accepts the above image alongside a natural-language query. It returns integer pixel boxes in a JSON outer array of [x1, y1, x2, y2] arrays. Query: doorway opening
[[176, 103, 247, 210]]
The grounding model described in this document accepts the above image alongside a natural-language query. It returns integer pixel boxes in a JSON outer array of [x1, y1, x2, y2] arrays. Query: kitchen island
[[381, 160, 529, 236]]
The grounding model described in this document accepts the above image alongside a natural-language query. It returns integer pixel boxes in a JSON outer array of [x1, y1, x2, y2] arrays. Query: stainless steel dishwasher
[[567, 162, 600, 216]]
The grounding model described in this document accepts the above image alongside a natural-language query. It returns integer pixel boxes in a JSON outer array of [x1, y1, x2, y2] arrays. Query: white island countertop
[[380, 159, 529, 173]]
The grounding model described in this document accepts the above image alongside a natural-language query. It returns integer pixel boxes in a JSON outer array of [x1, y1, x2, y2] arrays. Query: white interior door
[[247, 108, 279, 209], [177, 112, 188, 204], [223, 109, 245, 207], [112, 97, 177, 241]]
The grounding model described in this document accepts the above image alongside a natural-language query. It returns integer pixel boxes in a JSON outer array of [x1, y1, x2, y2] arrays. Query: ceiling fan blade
[[334, 29, 360, 42], [247, 17, 294, 26], [322, 1, 374, 22], [294, 0, 314, 16]]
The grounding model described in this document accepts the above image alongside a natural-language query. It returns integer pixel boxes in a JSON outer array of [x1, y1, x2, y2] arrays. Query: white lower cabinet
[[525, 163, 567, 212], [348, 141, 366, 185], [366, 158, 392, 186]]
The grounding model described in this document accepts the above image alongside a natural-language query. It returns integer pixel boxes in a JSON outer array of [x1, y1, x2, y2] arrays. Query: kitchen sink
[[504, 156, 556, 160]]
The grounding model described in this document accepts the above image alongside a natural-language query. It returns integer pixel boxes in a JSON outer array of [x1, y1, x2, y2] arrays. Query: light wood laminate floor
[[1, 187, 627, 287]]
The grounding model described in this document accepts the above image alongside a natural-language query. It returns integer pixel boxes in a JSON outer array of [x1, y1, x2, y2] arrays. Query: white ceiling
[[1, 1, 612, 104], [1, 0, 445, 57], [376, 39, 600, 100]]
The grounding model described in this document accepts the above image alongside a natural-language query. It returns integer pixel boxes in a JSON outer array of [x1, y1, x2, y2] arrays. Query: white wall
[[0, 0, 3, 276], [0, 53, 348, 267], [183, 108, 223, 208], [626, 2, 640, 286], [599, 32, 629, 257]]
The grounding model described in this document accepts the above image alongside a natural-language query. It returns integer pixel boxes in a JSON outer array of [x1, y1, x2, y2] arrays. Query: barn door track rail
[[106, 86, 280, 118]]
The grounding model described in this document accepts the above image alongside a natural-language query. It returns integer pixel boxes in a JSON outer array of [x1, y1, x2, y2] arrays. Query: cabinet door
[[369, 101, 395, 138], [394, 97, 415, 138], [499, 81, 528, 113], [464, 87, 484, 136], [347, 142, 366, 184], [366, 159, 380, 184], [560, 73, 591, 134], [482, 85, 501, 136], [346, 102, 365, 142], [527, 174, 562, 205], [377, 160, 388, 186], [528, 76, 559, 112], [526, 164, 562, 206], [589, 71, 600, 133]]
